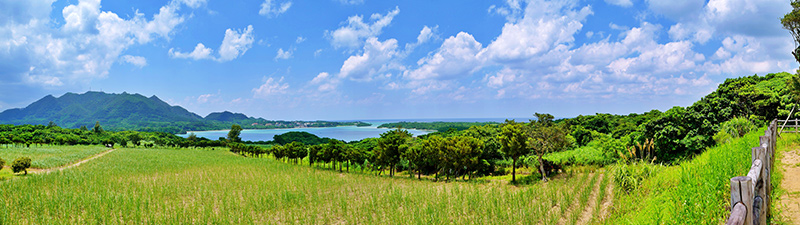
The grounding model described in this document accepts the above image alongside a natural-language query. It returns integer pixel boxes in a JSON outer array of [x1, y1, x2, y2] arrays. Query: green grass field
[[0, 147, 610, 224], [0, 145, 109, 169]]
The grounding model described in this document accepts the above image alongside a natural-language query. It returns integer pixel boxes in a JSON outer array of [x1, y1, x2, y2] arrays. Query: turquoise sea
[[179, 118, 532, 142]]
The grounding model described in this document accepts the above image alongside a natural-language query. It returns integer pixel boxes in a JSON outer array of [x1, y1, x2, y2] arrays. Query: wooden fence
[[778, 119, 800, 133], [725, 119, 776, 225]]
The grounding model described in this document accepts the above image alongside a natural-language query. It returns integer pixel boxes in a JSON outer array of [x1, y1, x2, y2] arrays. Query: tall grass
[[0, 147, 604, 224], [0, 145, 108, 168], [605, 127, 764, 224]]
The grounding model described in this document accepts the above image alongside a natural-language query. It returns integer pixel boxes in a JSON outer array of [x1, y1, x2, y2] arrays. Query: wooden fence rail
[[725, 119, 776, 225], [778, 119, 800, 133]]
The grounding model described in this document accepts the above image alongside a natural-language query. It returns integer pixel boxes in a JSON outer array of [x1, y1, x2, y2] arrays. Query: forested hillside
[[0, 92, 369, 133]]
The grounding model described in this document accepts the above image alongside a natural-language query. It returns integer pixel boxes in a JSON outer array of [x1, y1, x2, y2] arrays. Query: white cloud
[[488, 0, 523, 22], [483, 0, 592, 64], [404, 32, 483, 80], [296, 36, 306, 43], [218, 25, 255, 62], [310, 72, 339, 92], [197, 93, 214, 103], [416, 26, 434, 44], [337, 0, 365, 5], [327, 6, 399, 49], [275, 48, 293, 60], [339, 37, 403, 81], [485, 68, 519, 88], [605, 0, 633, 7], [169, 43, 213, 60], [0, 0, 204, 87], [646, 0, 704, 21], [120, 55, 147, 67], [259, 0, 292, 18], [169, 25, 253, 62], [252, 77, 289, 98]]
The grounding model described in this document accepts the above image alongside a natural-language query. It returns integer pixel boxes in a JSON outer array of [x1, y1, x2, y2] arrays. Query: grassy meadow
[[603, 128, 788, 224], [0, 147, 611, 224], [0, 145, 109, 169]]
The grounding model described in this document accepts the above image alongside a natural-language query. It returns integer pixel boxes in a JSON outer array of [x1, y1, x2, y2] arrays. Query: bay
[[178, 118, 528, 142]]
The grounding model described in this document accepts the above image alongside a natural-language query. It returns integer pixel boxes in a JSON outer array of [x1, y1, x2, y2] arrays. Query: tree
[[783, 1, 800, 112], [11, 157, 32, 175], [446, 136, 484, 180], [128, 132, 142, 147], [110, 134, 126, 147], [499, 120, 528, 183], [527, 113, 570, 181], [227, 125, 243, 142], [376, 129, 411, 177], [93, 121, 103, 134], [47, 121, 58, 128], [79, 125, 88, 131]]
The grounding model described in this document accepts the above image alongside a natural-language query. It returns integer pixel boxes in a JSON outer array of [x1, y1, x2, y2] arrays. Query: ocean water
[[179, 118, 530, 142]]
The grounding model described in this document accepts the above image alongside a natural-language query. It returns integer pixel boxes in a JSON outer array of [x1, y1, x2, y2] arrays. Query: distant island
[[378, 121, 499, 132], [0, 91, 370, 134]]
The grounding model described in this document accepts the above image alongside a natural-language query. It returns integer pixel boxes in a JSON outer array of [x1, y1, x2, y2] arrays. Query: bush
[[0, 157, 4, 171], [612, 161, 662, 194], [11, 157, 32, 175], [713, 117, 756, 145]]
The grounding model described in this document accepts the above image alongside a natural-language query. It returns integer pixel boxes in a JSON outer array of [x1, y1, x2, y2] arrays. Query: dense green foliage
[[11, 157, 31, 175], [378, 121, 499, 132], [0, 91, 370, 133], [272, 131, 333, 145], [606, 128, 769, 224], [0, 124, 224, 150]]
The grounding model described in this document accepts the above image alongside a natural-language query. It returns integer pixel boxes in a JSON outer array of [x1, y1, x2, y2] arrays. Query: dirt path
[[557, 173, 599, 225], [575, 173, 605, 225], [779, 148, 800, 224], [29, 148, 116, 174], [597, 177, 614, 222]]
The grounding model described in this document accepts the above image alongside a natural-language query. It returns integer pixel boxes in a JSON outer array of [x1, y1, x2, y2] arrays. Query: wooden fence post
[[730, 176, 754, 225], [752, 147, 767, 225]]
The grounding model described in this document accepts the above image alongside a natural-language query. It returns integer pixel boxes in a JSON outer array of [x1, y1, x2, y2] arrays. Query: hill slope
[[0, 92, 206, 132], [0, 91, 369, 133]]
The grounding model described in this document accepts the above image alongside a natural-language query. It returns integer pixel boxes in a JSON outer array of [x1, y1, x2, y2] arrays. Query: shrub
[[713, 117, 756, 145], [11, 157, 32, 175], [0, 157, 4, 171], [612, 161, 662, 194]]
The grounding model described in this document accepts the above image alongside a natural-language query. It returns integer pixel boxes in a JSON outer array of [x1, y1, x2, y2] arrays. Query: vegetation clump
[[11, 157, 32, 175]]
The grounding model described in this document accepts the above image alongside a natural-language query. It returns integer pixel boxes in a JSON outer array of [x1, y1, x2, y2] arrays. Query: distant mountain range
[[0, 92, 368, 133]]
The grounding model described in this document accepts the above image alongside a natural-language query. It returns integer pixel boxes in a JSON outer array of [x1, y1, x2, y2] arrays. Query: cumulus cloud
[[403, 32, 483, 80], [171, 25, 254, 62], [310, 72, 339, 92], [339, 37, 403, 81], [218, 25, 255, 62], [169, 43, 213, 60], [0, 0, 205, 87], [252, 77, 290, 99], [275, 48, 293, 60], [604, 0, 633, 7], [337, 0, 365, 5], [327, 6, 399, 49], [259, 0, 292, 18], [120, 55, 147, 67]]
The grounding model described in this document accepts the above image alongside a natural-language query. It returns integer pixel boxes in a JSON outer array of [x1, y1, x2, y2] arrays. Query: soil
[[779, 148, 800, 224], [576, 173, 604, 225]]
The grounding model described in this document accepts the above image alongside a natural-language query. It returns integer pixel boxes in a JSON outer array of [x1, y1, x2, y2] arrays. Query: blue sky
[[0, 0, 797, 120]]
